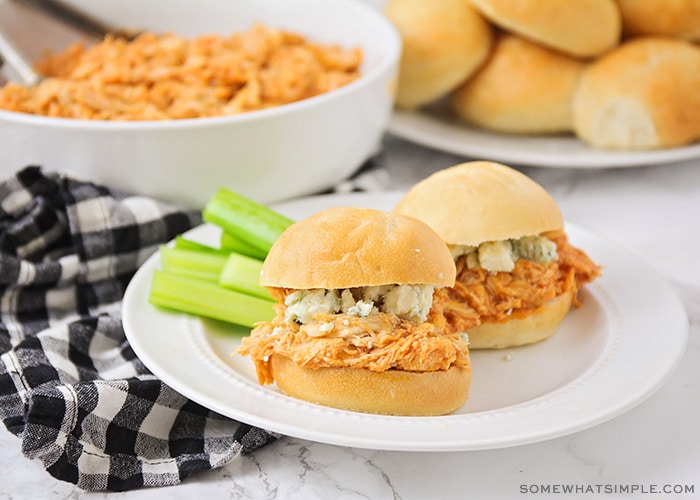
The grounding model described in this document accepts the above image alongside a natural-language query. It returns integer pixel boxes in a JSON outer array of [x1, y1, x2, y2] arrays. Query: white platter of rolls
[[383, 0, 700, 167]]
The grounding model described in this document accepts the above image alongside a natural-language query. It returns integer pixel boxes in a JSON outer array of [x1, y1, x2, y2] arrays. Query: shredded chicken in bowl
[[0, 23, 363, 120]]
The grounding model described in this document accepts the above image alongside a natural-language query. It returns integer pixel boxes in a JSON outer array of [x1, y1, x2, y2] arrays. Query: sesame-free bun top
[[259, 206, 456, 289], [469, 0, 621, 58], [393, 161, 563, 246]]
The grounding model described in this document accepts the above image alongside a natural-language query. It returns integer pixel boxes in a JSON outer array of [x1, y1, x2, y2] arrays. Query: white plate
[[389, 103, 700, 169], [122, 192, 688, 451]]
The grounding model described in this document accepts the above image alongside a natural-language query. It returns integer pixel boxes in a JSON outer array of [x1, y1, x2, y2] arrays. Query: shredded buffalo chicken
[[0, 25, 362, 120], [237, 287, 469, 385], [237, 232, 598, 385], [443, 231, 602, 334]]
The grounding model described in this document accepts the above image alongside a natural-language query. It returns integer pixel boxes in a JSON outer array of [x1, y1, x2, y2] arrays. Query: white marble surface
[[0, 135, 698, 499]]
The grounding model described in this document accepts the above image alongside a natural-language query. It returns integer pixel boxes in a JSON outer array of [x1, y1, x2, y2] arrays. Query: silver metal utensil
[[0, 26, 41, 85], [0, 0, 132, 85]]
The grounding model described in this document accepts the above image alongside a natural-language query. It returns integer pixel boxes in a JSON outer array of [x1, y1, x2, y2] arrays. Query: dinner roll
[[617, 0, 700, 41], [384, 0, 493, 109], [450, 34, 586, 134], [469, 0, 621, 58], [573, 37, 700, 150]]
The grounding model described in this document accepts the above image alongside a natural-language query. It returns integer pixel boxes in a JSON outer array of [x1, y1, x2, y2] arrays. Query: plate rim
[[388, 108, 700, 169], [122, 191, 689, 451]]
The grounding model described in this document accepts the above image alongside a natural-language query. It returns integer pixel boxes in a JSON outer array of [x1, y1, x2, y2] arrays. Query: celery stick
[[220, 231, 268, 260], [219, 253, 271, 300], [149, 271, 275, 328], [159, 246, 227, 283], [173, 235, 226, 254], [202, 188, 294, 254], [160, 244, 272, 301]]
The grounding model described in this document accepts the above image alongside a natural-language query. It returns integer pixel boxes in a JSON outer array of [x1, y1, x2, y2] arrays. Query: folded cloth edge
[[0, 166, 279, 491]]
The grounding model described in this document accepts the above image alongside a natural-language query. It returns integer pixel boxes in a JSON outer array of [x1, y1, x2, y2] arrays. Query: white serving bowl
[[0, 0, 400, 208]]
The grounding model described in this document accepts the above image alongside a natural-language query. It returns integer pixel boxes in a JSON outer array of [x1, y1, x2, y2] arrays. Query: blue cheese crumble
[[284, 284, 435, 325], [450, 235, 557, 272]]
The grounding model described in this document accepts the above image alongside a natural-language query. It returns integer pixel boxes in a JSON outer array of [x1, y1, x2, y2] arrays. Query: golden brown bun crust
[[450, 34, 586, 134], [270, 354, 471, 415], [572, 37, 700, 150], [384, 0, 492, 109], [393, 161, 563, 246], [469, 0, 620, 58], [260, 206, 456, 289], [466, 291, 573, 349], [618, 0, 700, 41]]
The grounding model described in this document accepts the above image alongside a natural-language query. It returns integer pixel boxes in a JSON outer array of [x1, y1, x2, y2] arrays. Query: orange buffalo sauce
[[444, 231, 602, 333], [238, 288, 469, 385]]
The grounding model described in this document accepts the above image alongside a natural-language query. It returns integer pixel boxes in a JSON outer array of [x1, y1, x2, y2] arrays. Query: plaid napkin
[[0, 166, 279, 491]]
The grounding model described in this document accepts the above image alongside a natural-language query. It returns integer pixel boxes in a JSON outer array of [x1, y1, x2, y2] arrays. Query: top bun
[[260, 206, 456, 289], [469, 0, 621, 58], [384, 0, 493, 109], [393, 161, 563, 246]]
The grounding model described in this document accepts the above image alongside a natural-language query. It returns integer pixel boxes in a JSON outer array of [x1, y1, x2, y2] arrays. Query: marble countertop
[[0, 134, 698, 499]]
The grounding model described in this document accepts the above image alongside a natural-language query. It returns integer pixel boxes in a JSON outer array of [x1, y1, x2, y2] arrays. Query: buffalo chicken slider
[[237, 206, 471, 416], [393, 161, 601, 349]]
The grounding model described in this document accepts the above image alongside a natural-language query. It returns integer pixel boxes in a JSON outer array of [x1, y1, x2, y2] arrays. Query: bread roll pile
[[384, 0, 700, 150]]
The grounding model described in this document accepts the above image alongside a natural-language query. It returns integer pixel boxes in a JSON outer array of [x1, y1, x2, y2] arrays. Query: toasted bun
[[469, 0, 620, 58], [466, 291, 573, 349], [393, 161, 563, 246], [384, 0, 493, 109], [260, 206, 456, 289], [618, 0, 700, 41], [573, 37, 700, 150], [270, 354, 471, 416], [450, 34, 585, 134]]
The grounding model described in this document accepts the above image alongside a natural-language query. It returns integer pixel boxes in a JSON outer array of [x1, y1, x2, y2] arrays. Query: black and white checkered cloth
[[0, 166, 279, 491], [0, 157, 389, 491]]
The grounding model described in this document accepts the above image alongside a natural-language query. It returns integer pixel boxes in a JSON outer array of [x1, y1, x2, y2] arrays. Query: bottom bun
[[466, 291, 574, 349], [270, 354, 471, 416]]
